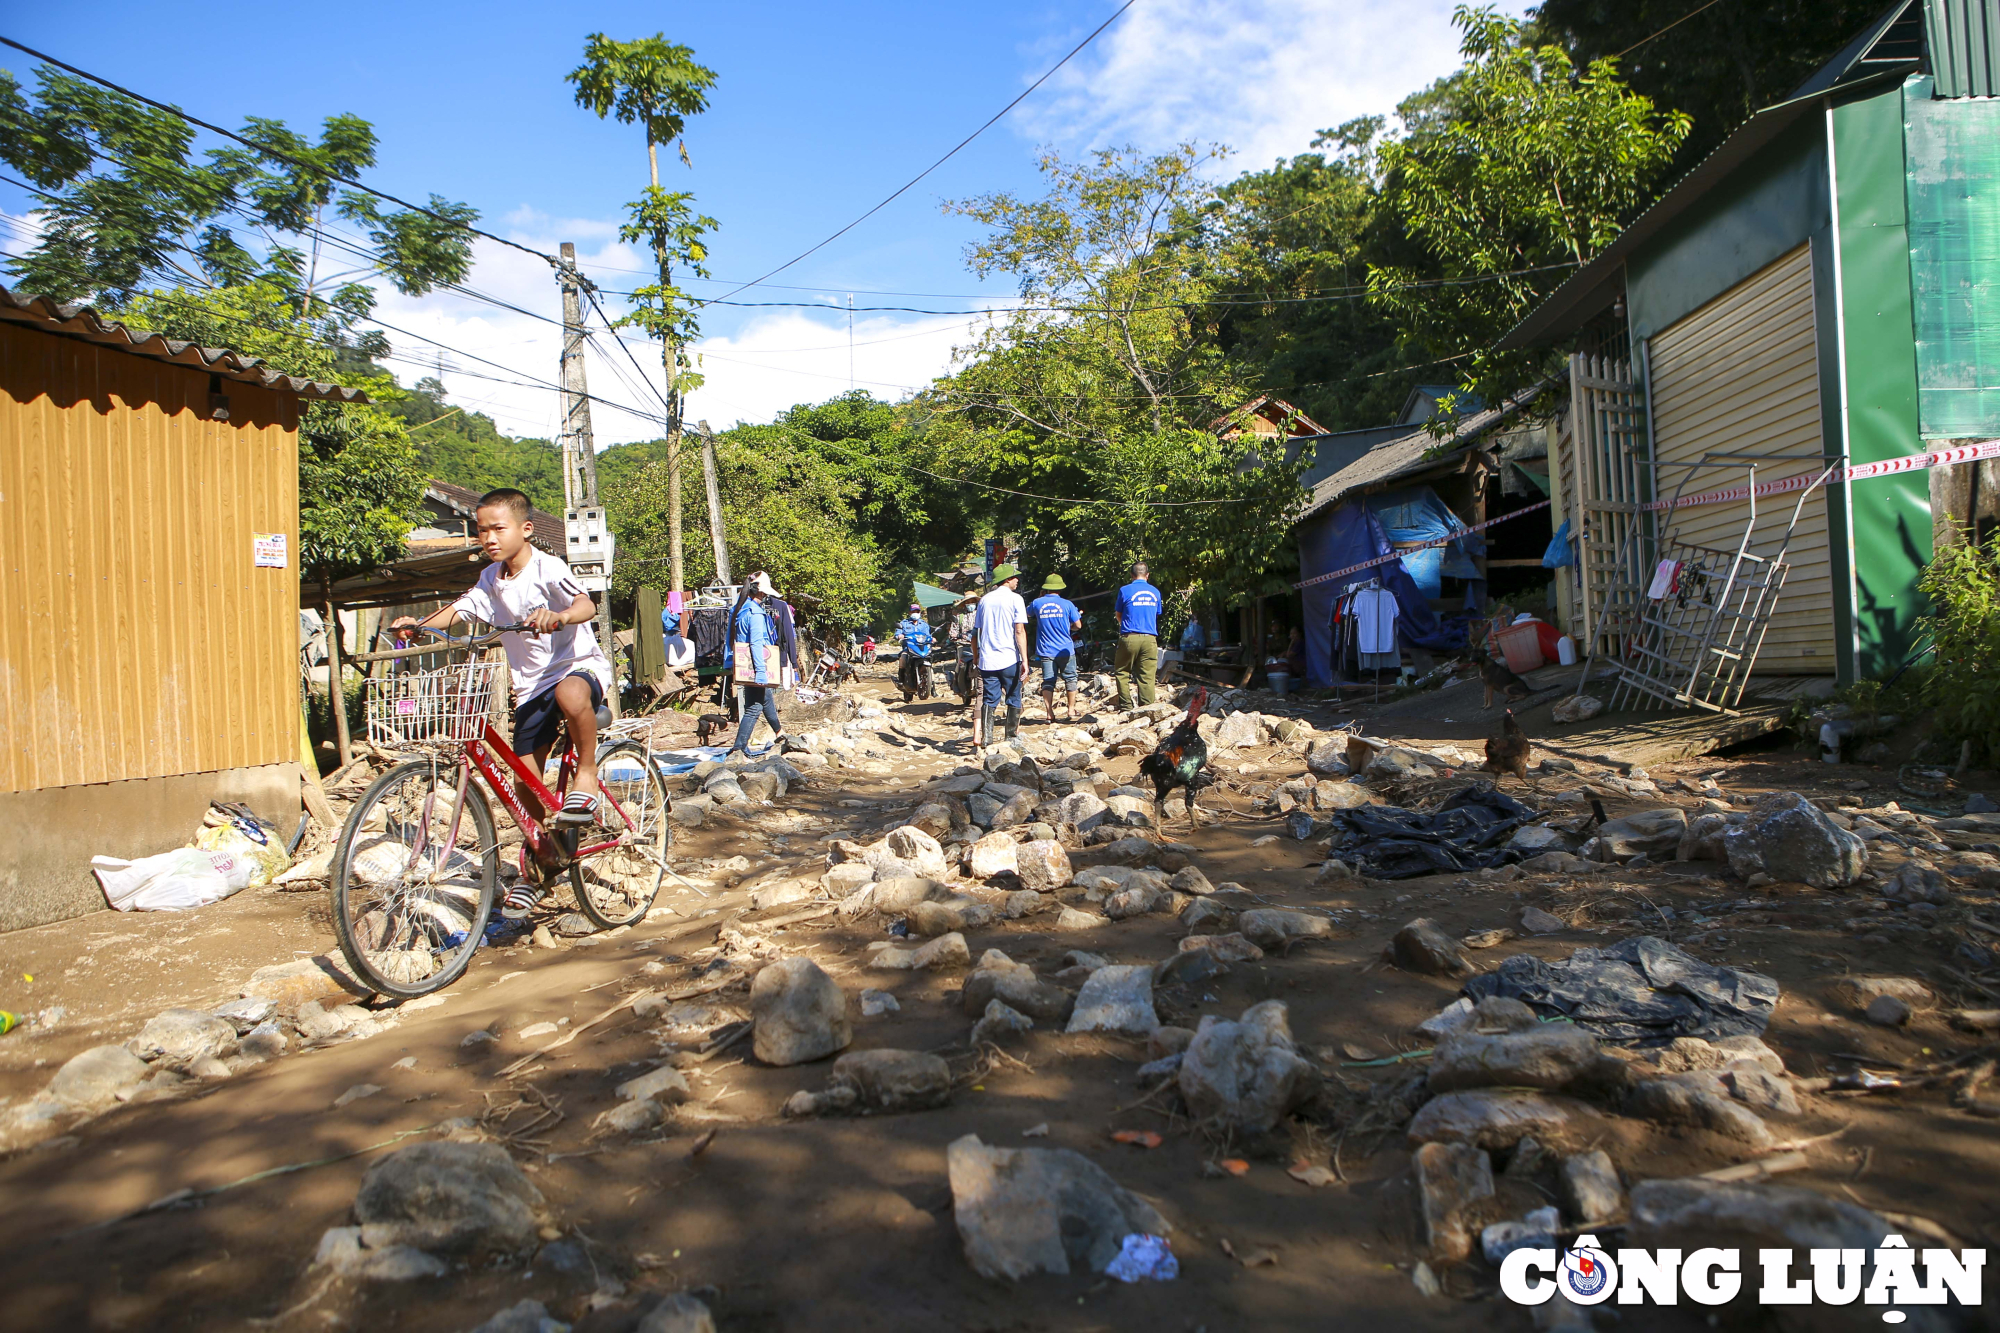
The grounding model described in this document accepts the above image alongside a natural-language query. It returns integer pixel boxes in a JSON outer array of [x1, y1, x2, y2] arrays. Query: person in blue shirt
[[896, 604, 935, 698], [1179, 616, 1207, 652], [1114, 561, 1163, 707], [1028, 573, 1083, 722], [728, 573, 787, 756]]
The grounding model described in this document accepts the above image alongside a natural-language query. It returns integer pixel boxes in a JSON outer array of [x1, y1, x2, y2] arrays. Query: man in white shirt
[[394, 489, 612, 917], [970, 563, 1030, 745]]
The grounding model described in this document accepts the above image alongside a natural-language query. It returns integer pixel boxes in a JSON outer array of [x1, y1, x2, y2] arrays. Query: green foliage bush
[[1916, 529, 2000, 763]]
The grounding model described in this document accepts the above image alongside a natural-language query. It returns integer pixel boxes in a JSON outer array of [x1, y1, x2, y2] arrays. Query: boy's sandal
[[549, 791, 601, 828], [500, 883, 546, 920]]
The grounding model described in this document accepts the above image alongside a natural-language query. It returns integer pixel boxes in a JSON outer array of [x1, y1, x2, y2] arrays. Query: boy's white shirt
[[451, 547, 611, 704]]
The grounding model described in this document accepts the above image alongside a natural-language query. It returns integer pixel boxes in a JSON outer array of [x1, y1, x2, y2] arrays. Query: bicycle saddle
[[595, 705, 613, 729]]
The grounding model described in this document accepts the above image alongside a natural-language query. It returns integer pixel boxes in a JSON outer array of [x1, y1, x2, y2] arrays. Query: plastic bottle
[[0, 1011, 19, 1035]]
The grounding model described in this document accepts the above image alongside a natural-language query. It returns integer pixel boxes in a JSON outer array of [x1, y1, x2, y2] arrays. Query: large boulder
[[1390, 919, 1471, 976], [1414, 1141, 1495, 1264], [1676, 811, 1734, 862], [1559, 1149, 1625, 1225], [1427, 1025, 1624, 1097], [967, 832, 1019, 880], [47, 1044, 150, 1110], [1058, 791, 1110, 830], [1627, 1177, 1893, 1256], [750, 958, 852, 1066], [1064, 965, 1157, 1035], [946, 1134, 1169, 1280], [1750, 792, 1867, 887], [1407, 1090, 1597, 1150], [1014, 840, 1072, 892], [1305, 740, 1351, 778], [1239, 908, 1334, 950], [1212, 711, 1265, 751], [865, 826, 950, 881], [127, 1008, 240, 1068], [353, 1141, 545, 1257], [1625, 1075, 1775, 1147], [1102, 794, 1154, 829], [1177, 1000, 1316, 1134], [1592, 809, 1688, 860]]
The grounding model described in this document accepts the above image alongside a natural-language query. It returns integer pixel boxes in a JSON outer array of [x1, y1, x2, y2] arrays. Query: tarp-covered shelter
[[1292, 396, 1545, 687]]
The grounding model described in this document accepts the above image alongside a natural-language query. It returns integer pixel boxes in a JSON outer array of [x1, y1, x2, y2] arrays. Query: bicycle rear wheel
[[332, 759, 498, 997], [571, 738, 671, 929]]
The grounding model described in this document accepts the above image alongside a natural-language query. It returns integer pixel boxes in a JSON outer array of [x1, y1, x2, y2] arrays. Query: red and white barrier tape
[[1294, 438, 2000, 591]]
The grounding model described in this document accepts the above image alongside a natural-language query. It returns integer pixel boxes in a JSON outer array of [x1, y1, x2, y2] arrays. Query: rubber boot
[[979, 705, 997, 747], [1004, 706, 1021, 740]]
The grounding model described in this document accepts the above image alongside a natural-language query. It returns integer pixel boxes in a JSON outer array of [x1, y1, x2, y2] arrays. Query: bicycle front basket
[[364, 659, 503, 748]]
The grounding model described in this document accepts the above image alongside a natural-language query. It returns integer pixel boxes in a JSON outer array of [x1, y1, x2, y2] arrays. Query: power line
[[0, 35, 558, 267], [701, 0, 1139, 306], [1613, 0, 1733, 59]]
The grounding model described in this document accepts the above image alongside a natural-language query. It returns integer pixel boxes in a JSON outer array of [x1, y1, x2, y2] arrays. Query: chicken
[[1482, 708, 1533, 785], [1139, 686, 1217, 827]]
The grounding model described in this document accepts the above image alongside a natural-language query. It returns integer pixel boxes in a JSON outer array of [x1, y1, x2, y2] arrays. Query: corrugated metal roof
[[1927, 0, 2000, 97], [1295, 391, 1539, 522], [0, 284, 367, 403]]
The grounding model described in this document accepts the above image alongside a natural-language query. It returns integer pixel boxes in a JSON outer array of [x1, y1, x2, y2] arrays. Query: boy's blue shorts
[[512, 670, 604, 755]]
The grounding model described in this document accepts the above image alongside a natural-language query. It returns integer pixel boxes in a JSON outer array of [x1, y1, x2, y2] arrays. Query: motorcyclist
[[896, 605, 935, 697]]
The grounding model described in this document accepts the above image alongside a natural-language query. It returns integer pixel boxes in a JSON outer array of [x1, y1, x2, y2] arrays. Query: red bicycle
[[331, 626, 672, 997]]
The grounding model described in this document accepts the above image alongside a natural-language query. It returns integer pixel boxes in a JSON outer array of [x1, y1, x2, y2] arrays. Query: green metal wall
[[1832, 82, 1930, 679], [1904, 76, 2000, 437], [1926, 0, 2000, 98]]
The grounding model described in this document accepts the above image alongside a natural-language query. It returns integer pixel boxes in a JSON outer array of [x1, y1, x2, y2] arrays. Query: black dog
[[695, 712, 733, 745]]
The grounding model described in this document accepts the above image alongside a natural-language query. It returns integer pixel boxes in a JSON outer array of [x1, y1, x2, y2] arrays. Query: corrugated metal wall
[[1648, 245, 1836, 675], [1927, 0, 2000, 98], [0, 322, 300, 794]]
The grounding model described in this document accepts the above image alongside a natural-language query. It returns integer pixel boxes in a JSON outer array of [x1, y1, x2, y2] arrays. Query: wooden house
[[0, 286, 362, 931]]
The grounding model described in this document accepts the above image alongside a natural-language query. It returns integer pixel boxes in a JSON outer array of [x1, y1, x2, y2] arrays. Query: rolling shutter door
[[1647, 245, 1834, 675]]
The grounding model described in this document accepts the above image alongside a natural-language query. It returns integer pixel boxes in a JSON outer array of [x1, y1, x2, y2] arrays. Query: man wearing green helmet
[[970, 563, 1030, 745]]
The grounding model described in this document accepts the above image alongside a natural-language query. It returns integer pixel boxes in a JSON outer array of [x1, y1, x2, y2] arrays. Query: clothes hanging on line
[[1352, 584, 1401, 670], [1647, 559, 1681, 600]]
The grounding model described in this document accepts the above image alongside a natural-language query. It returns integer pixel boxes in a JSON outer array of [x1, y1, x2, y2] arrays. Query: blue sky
[[0, 1, 1518, 440]]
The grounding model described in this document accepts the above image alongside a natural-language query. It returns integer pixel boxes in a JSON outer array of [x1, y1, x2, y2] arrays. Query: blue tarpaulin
[[1298, 494, 1472, 687], [1369, 487, 1484, 595]]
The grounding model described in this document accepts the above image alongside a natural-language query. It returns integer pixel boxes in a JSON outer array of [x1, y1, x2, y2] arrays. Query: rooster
[[1140, 687, 1217, 827], [1482, 708, 1534, 785]]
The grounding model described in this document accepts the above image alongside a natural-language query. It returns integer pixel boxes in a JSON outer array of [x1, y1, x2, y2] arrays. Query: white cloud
[[1020, 0, 1516, 168]]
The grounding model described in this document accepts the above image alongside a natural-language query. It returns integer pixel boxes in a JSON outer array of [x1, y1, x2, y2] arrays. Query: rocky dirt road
[[1, 665, 1997, 1332]]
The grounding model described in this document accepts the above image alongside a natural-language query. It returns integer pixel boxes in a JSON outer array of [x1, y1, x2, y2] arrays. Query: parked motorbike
[[859, 635, 878, 665]]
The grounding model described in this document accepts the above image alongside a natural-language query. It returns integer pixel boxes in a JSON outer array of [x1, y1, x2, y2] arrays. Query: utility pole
[[847, 293, 855, 392], [696, 418, 731, 586], [557, 241, 620, 718]]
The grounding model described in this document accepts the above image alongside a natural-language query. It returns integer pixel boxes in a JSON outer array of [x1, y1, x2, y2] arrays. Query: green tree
[[1533, 0, 1889, 174], [1367, 5, 1689, 412], [0, 64, 476, 310], [927, 146, 1305, 608], [382, 377, 564, 513], [569, 34, 720, 598]]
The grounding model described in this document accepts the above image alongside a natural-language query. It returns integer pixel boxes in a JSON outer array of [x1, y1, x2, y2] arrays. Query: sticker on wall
[[253, 532, 288, 568]]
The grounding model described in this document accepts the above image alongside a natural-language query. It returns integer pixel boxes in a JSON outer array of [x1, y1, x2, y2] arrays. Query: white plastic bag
[[91, 848, 248, 911]]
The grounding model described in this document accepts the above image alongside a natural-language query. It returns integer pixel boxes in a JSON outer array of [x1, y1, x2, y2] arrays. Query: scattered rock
[[1751, 792, 1867, 888], [1428, 1025, 1623, 1097], [1721, 1065, 1801, 1116], [333, 1082, 382, 1108], [962, 951, 1073, 1022], [750, 958, 852, 1066], [1522, 851, 1587, 874], [859, 989, 900, 1017], [616, 1066, 692, 1105], [467, 1298, 570, 1333], [1550, 695, 1603, 723], [240, 956, 370, 1011], [1407, 1090, 1594, 1150], [1676, 812, 1733, 862], [1836, 975, 1934, 1010], [1153, 948, 1228, 988], [1626, 1178, 1894, 1255], [1518, 906, 1566, 935], [313, 1226, 449, 1281], [1881, 862, 1952, 905], [968, 832, 1019, 879], [972, 1000, 1035, 1046], [1864, 994, 1911, 1027], [1179, 932, 1264, 964], [353, 1141, 545, 1257], [596, 1098, 665, 1135], [826, 1049, 953, 1111], [1508, 825, 1567, 853], [1624, 1076, 1775, 1147], [1015, 840, 1072, 892], [873, 876, 945, 913], [211, 997, 276, 1032], [945, 1134, 1169, 1280], [870, 932, 972, 971], [1390, 918, 1471, 976], [1055, 906, 1108, 932], [1239, 908, 1333, 951], [240, 1022, 287, 1061], [1592, 809, 1687, 860], [1065, 965, 1157, 1035], [46, 1044, 149, 1110], [909, 897, 997, 936], [822, 862, 877, 898], [1167, 865, 1213, 896], [1558, 1149, 1624, 1224], [1414, 1141, 1494, 1264], [1179, 897, 1235, 934], [1482, 1205, 1561, 1265], [749, 876, 816, 911], [865, 826, 951, 881], [637, 1293, 717, 1333], [1177, 1000, 1316, 1134]]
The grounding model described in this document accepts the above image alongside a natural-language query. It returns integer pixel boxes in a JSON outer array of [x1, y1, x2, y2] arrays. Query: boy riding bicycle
[[393, 488, 611, 917]]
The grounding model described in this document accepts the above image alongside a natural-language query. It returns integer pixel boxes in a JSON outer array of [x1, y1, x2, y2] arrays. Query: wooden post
[[324, 581, 351, 767], [698, 420, 731, 587], [1470, 453, 1490, 610]]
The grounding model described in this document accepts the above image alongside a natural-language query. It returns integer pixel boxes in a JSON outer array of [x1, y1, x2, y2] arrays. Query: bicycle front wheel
[[572, 739, 671, 929], [332, 759, 498, 997]]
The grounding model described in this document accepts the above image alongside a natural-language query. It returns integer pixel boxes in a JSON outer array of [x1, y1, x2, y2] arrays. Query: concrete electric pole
[[557, 241, 620, 718], [696, 419, 731, 587]]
